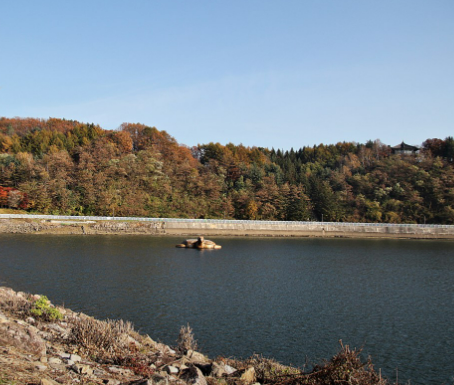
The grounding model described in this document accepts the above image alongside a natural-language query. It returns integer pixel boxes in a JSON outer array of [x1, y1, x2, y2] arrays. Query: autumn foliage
[[1, 117, 453, 224], [0, 186, 28, 209]]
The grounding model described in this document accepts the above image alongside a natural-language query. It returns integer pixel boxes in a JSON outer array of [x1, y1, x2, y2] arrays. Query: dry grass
[[228, 342, 388, 385], [177, 323, 198, 353], [69, 315, 134, 360], [0, 290, 32, 319], [0, 208, 29, 214]]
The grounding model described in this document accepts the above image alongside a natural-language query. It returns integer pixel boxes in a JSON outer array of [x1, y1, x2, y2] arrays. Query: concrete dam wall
[[1, 214, 453, 239]]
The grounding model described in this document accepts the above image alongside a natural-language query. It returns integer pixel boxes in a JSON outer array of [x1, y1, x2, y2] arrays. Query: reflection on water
[[0, 234, 453, 385]]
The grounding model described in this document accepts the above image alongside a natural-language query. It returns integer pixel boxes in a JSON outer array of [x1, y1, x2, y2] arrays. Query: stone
[[66, 359, 75, 366], [93, 368, 107, 376], [70, 353, 81, 362], [36, 365, 48, 371], [108, 366, 134, 376], [26, 316, 36, 324], [193, 362, 212, 376], [240, 367, 256, 385], [0, 311, 8, 323], [0, 321, 46, 356], [48, 357, 62, 364], [211, 362, 226, 377], [40, 379, 58, 385], [71, 363, 94, 375], [46, 323, 67, 335], [102, 380, 120, 385], [156, 342, 175, 355], [142, 335, 157, 347], [59, 353, 71, 359], [180, 366, 207, 385], [40, 356, 48, 363], [129, 380, 153, 385], [224, 364, 237, 375], [186, 350, 210, 363], [165, 365, 179, 375], [150, 374, 169, 385]]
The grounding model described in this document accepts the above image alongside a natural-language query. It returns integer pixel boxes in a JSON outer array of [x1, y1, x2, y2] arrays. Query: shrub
[[70, 315, 134, 360], [177, 323, 198, 353], [30, 295, 62, 321], [232, 342, 388, 385]]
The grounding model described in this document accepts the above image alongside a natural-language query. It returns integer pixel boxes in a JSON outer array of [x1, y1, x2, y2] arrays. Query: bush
[[30, 295, 62, 321], [177, 323, 198, 353], [231, 342, 388, 385], [70, 315, 134, 360]]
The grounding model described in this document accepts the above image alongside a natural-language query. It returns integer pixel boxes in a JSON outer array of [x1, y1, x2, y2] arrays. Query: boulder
[[0, 320, 46, 356], [165, 365, 179, 375], [223, 364, 237, 375], [211, 362, 236, 377], [186, 350, 210, 363], [180, 366, 208, 385], [193, 362, 212, 376], [240, 367, 256, 385]]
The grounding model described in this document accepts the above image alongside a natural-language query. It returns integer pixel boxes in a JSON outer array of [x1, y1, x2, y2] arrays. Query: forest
[[1, 117, 453, 224]]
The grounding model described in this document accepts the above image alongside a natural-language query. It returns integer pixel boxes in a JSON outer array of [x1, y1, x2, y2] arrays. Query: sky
[[1, 1, 453, 150]]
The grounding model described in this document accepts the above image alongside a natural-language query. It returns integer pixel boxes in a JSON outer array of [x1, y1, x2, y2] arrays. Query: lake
[[0, 234, 453, 384]]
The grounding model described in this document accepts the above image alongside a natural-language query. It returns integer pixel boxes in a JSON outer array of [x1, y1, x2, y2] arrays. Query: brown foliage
[[69, 315, 134, 360], [236, 343, 388, 385], [177, 323, 198, 353]]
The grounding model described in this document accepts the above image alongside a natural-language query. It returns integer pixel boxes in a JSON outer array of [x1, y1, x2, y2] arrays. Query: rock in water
[[176, 236, 222, 249]]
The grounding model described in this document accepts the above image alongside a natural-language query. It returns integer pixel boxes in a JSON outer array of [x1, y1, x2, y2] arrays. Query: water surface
[[0, 234, 453, 385]]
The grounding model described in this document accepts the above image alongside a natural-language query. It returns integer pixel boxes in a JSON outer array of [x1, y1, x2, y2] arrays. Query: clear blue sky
[[1, 1, 453, 149]]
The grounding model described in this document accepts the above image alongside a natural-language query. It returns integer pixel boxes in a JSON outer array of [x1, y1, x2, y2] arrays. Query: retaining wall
[[1, 214, 453, 239]]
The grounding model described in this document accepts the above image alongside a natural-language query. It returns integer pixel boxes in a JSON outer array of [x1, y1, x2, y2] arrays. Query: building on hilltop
[[390, 142, 419, 155]]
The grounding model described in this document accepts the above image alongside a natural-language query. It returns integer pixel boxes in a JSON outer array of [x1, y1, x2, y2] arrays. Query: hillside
[[1, 117, 453, 224]]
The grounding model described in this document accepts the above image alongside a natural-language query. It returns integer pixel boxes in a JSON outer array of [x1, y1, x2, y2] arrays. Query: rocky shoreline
[[0, 286, 391, 385]]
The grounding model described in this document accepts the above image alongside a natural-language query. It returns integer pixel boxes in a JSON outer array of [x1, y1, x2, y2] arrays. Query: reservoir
[[0, 234, 453, 385]]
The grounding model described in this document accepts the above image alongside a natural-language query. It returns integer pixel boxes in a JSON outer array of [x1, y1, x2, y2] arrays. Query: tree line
[[1, 117, 453, 224]]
